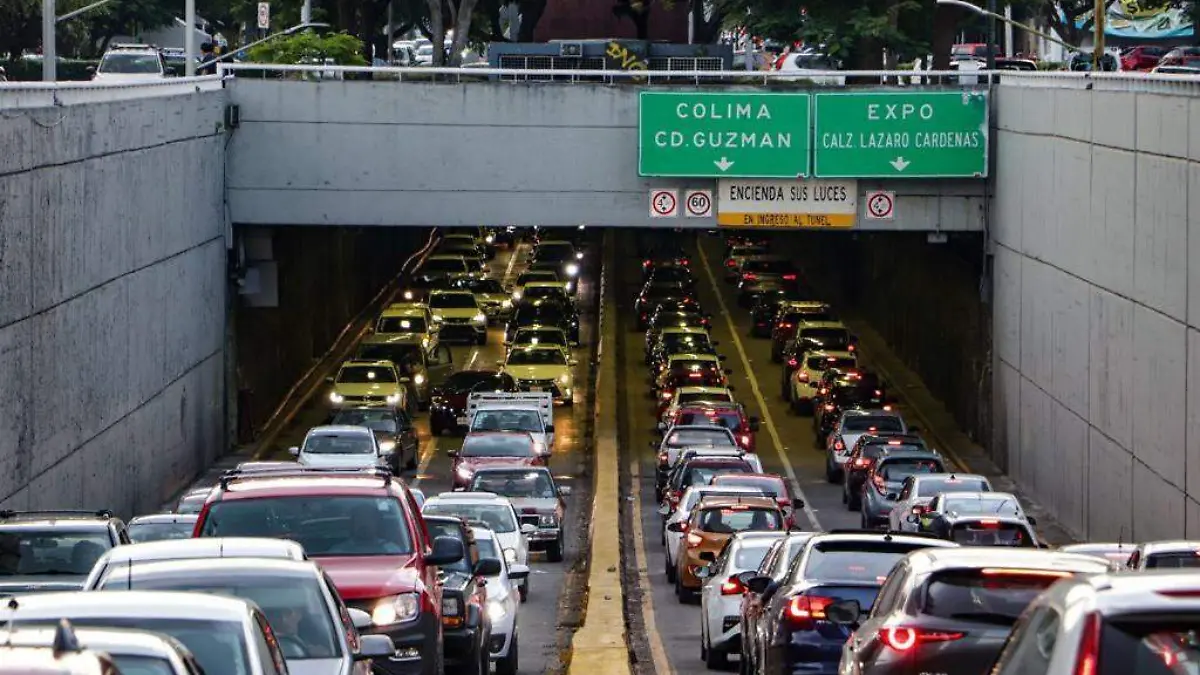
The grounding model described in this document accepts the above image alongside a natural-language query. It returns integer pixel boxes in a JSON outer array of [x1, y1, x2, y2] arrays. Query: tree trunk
[[361, 0, 387, 63], [338, 0, 360, 37], [931, 4, 957, 69], [517, 0, 546, 41], [425, 0, 445, 64], [447, 0, 479, 64]]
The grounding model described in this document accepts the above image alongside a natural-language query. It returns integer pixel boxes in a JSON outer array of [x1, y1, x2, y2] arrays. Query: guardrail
[[0, 75, 223, 108]]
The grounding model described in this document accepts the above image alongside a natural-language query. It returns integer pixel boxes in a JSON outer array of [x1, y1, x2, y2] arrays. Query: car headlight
[[456, 465, 473, 480], [558, 374, 569, 384], [431, 315, 444, 322], [512, 291, 522, 301], [329, 391, 344, 404], [403, 290, 414, 300], [485, 235, 495, 244], [385, 393, 401, 405], [502, 299, 513, 308], [539, 513, 558, 527], [503, 548, 517, 564], [565, 282, 574, 293], [413, 373, 426, 385], [575, 251, 584, 260], [487, 600, 507, 623], [473, 313, 487, 323], [372, 593, 420, 625], [379, 440, 396, 453], [565, 263, 579, 277]]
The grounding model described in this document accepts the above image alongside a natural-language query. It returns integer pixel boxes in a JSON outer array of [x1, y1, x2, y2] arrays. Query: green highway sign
[[812, 91, 989, 179], [639, 92, 811, 178]]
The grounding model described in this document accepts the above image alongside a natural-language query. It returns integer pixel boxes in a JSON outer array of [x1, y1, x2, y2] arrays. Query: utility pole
[[42, 0, 55, 81], [985, 0, 996, 69], [1004, 4, 1014, 56], [185, 0, 196, 76], [1092, 0, 1105, 70]]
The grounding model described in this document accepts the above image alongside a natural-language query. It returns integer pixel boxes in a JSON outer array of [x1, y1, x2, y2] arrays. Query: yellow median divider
[[566, 231, 632, 675]]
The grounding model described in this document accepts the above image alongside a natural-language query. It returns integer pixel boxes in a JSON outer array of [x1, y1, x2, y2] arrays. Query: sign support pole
[[42, 0, 55, 81]]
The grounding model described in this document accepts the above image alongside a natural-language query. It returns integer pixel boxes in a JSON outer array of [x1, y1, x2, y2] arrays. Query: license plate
[[456, 416, 468, 425], [530, 386, 543, 392]]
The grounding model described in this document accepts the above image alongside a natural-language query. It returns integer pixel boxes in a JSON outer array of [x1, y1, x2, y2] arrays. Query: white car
[[422, 491, 535, 601], [772, 52, 845, 86], [466, 392, 555, 453], [471, 526, 527, 675], [788, 349, 857, 413], [84, 537, 307, 589], [289, 425, 385, 469], [4, 626, 203, 675], [823, 409, 908, 482], [660, 386, 736, 425], [93, 44, 168, 82], [887, 475, 995, 533], [660, 485, 766, 582], [698, 532, 787, 668]]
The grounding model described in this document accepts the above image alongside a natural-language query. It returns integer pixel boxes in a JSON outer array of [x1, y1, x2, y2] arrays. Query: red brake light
[[785, 595, 833, 629], [725, 259, 736, 267], [881, 626, 964, 651], [662, 392, 673, 400], [798, 371, 809, 382], [875, 389, 882, 396], [686, 532, 703, 547], [834, 440, 844, 451], [787, 358, 798, 367], [782, 274, 797, 280], [887, 440, 903, 446], [720, 577, 744, 595], [740, 434, 751, 446], [824, 404, 835, 411], [658, 452, 669, 464], [977, 519, 1000, 527], [688, 372, 703, 379], [1073, 612, 1100, 675], [852, 458, 870, 468], [744, 273, 757, 280], [848, 344, 855, 351], [643, 260, 651, 267], [780, 322, 793, 328], [681, 259, 689, 266]]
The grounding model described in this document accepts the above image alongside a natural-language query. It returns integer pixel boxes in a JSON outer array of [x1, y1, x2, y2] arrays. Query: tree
[[424, 0, 478, 65], [0, 0, 40, 61], [85, 0, 176, 54], [246, 28, 368, 62]]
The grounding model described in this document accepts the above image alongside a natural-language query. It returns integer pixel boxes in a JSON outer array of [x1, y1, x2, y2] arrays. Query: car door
[[396, 409, 419, 465], [426, 344, 454, 389]]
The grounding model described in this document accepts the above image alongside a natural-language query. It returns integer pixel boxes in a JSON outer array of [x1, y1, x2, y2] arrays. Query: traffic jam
[[631, 232, 1200, 675], [0, 228, 588, 675], [3, 228, 1200, 675]]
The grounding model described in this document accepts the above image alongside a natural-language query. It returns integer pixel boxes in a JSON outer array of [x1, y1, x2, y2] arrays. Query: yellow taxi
[[502, 344, 576, 405], [327, 359, 407, 411]]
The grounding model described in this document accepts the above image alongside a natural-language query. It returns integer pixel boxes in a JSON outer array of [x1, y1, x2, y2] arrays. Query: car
[[642, 257, 692, 281], [842, 434, 931, 510], [749, 532, 960, 675], [5, 625, 204, 675], [86, 557, 392, 675], [436, 234, 486, 263], [645, 311, 713, 358], [710, 473, 798, 528], [859, 450, 947, 529], [653, 354, 729, 402], [635, 281, 700, 330], [668, 496, 785, 603], [83, 537, 308, 589], [0, 590, 314, 675], [457, 278, 513, 322], [469, 526, 527, 675], [428, 370, 517, 436], [769, 302, 836, 362], [173, 487, 211, 514], [1157, 45, 1200, 69], [420, 516, 492, 675], [428, 290, 488, 345], [698, 531, 787, 668], [813, 371, 888, 442], [783, 320, 855, 367], [660, 486, 769, 582], [372, 304, 436, 348], [449, 432, 545, 490], [735, 532, 817, 675], [93, 44, 168, 82], [501, 345, 576, 405], [466, 392, 555, 454], [327, 360, 408, 412], [823, 409, 910, 482], [466, 467, 570, 562], [1056, 541, 1137, 566], [831, 548, 1115, 675], [749, 288, 808, 337], [988, 569, 1200, 675], [506, 325, 570, 358], [662, 403, 759, 451], [504, 300, 580, 345], [0, 510, 130, 595], [517, 281, 573, 307], [661, 456, 757, 513], [785, 351, 859, 413], [735, 257, 799, 306], [722, 244, 769, 282], [1120, 44, 1166, 71], [124, 514, 198, 543], [932, 511, 1040, 547], [413, 254, 470, 286], [773, 51, 845, 84], [355, 337, 453, 410], [193, 466, 465, 675], [660, 386, 736, 423], [647, 327, 719, 371], [888, 476, 996, 532], [510, 270, 561, 301], [651, 425, 742, 497], [422, 492, 534, 601], [0, 624, 123, 675], [290, 425, 386, 471], [1151, 64, 1200, 73], [1122, 540, 1200, 570], [329, 407, 420, 473], [529, 239, 582, 279]]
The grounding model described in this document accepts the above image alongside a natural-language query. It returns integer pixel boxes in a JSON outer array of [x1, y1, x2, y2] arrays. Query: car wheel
[[519, 577, 529, 602], [431, 421, 444, 437], [665, 552, 676, 583], [861, 511, 872, 529], [562, 395, 574, 407], [781, 379, 791, 402], [700, 617, 709, 660], [496, 632, 518, 675], [546, 533, 564, 562], [841, 485, 848, 504], [825, 462, 839, 484], [848, 490, 861, 512], [770, 345, 782, 363], [406, 449, 418, 471], [705, 635, 728, 670], [453, 630, 487, 675], [476, 333, 487, 346]]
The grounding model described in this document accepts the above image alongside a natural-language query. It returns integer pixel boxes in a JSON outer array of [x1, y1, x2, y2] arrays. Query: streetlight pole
[[42, 0, 56, 81], [185, 0, 196, 76]]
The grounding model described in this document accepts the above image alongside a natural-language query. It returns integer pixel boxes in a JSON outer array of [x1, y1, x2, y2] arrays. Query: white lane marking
[[631, 450, 674, 675], [696, 246, 823, 531], [503, 242, 521, 281]]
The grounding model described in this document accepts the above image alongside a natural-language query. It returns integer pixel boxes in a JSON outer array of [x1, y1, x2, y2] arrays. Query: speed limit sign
[[684, 189, 713, 218]]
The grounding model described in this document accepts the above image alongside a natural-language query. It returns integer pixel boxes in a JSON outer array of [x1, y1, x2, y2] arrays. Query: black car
[[930, 512, 1041, 547], [505, 300, 580, 345], [413, 255, 470, 287], [842, 434, 930, 511], [813, 372, 888, 442], [329, 406, 419, 473], [647, 330, 719, 372], [749, 288, 806, 338], [634, 281, 699, 330], [429, 370, 518, 436], [780, 325, 855, 376], [642, 261, 695, 289], [0, 510, 131, 595], [422, 516, 496, 675]]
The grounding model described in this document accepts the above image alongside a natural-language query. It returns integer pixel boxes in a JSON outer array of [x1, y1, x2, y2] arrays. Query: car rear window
[[461, 434, 533, 457], [798, 328, 850, 345], [949, 520, 1035, 547], [696, 507, 782, 533], [743, 259, 793, 273], [920, 568, 1070, 623], [199, 495, 414, 556], [1096, 618, 1200, 675], [683, 463, 752, 487], [677, 411, 741, 430], [682, 489, 765, 511], [470, 470, 556, 498], [0, 530, 111, 575], [917, 477, 992, 497], [1145, 552, 1200, 569], [713, 476, 786, 499], [877, 457, 944, 481], [679, 392, 733, 405], [798, 541, 932, 583], [377, 316, 428, 333], [667, 429, 735, 447]]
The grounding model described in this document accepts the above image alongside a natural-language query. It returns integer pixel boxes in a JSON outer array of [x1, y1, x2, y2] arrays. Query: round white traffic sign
[[866, 191, 895, 220], [685, 190, 712, 218], [650, 189, 678, 218]]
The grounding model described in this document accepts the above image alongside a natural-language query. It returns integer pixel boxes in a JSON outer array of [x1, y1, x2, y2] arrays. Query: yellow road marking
[[696, 245, 823, 530]]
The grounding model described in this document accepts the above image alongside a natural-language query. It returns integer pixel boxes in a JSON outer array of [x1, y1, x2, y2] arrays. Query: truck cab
[[465, 392, 555, 455]]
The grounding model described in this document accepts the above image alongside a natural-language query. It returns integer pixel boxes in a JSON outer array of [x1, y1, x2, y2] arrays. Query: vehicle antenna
[[126, 556, 133, 590]]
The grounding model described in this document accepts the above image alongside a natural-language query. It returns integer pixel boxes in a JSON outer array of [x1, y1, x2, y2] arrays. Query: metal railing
[[0, 75, 223, 109]]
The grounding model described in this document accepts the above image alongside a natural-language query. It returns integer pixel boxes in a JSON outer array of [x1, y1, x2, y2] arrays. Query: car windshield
[[878, 458, 943, 481], [517, 306, 566, 323], [471, 410, 542, 433], [714, 476, 785, 498], [842, 416, 903, 433], [676, 411, 741, 430], [338, 365, 396, 384], [430, 293, 478, 309], [921, 569, 1064, 623], [108, 655, 176, 675], [798, 541, 929, 582], [377, 316, 427, 333], [833, 385, 883, 405], [523, 286, 565, 300], [798, 328, 850, 346], [199, 495, 414, 556], [425, 503, 517, 533], [446, 372, 508, 392], [950, 521, 1034, 546], [96, 571, 341, 659], [331, 409, 399, 434], [680, 392, 732, 405], [654, 312, 704, 328], [461, 434, 533, 457], [0, 530, 111, 576], [422, 258, 466, 273], [734, 543, 775, 570], [515, 329, 565, 346], [697, 507, 782, 533], [792, 54, 836, 69], [470, 471, 556, 499], [518, 272, 558, 285], [466, 279, 504, 293], [1145, 552, 1200, 569], [18, 617, 251, 675], [666, 429, 735, 448], [126, 522, 194, 543], [304, 433, 374, 455], [507, 349, 567, 366], [99, 52, 161, 73]]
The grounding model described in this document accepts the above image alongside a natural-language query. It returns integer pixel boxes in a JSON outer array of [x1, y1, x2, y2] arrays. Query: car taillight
[[782, 274, 797, 280], [744, 273, 757, 280], [834, 440, 844, 451], [787, 358, 798, 367], [779, 322, 793, 329], [721, 576, 745, 595], [725, 260, 736, 267], [662, 392, 673, 400], [881, 626, 964, 651], [798, 371, 809, 381], [686, 533, 703, 547], [740, 434, 751, 446], [681, 259, 689, 266], [848, 344, 856, 351], [1072, 612, 1101, 675], [875, 389, 882, 396], [824, 404, 835, 411], [852, 458, 870, 468], [658, 452, 669, 465], [785, 595, 833, 629]]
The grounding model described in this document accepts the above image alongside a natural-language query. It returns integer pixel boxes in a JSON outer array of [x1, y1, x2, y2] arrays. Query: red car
[[1121, 45, 1166, 71], [448, 431, 545, 489], [667, 403, 760, 452], [711, 473, 798, 528], [193, 466, 462, 675]]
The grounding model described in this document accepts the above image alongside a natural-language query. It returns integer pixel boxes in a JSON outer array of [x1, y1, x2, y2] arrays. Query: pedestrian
[[199, 42, 217, 75]]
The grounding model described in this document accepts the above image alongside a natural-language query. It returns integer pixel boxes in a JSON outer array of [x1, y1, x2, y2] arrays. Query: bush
[[4, 58, 99, 81]]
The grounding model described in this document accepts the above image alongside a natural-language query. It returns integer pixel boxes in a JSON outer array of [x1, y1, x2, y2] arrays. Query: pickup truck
[[465, 392, 555, 455]]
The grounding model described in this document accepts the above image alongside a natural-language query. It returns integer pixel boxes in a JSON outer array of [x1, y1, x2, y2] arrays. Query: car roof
[[472, 466, 552, 476], [523, 281, 565, 288], [380, 306, 426, 317], [127, 513, 198, 526], [908, 548, 1113, 574], [667, 353, 718, 362], [730, 531, 788, 546], [676, 386, 730, 394], [0, 511, 116, 525], [94, 537, 307, 566], [213, 470, 400, 500], [307, 425, 373, 436], [911, 473, 989, 484], [1070, 570, 1200, 615], [0, 645, 117, 675], [935, 490, 1011, 501], [427, 491, 510, 504], [5, 626, 190, 661], [0, 591, 257, 621], [842, 408, 900, 418], [875, 449, 942, 462], [661, 326, 707, 335], [516, 325, 565, 333], [713, 473, 785, 484], [666, 424, 736, 434], [695, 496, 779, 509], [795, 320, 846, 329], [806, 532, 959, 548], [1139, 540, 1200, 554], [509, 344, 563, 352], [430, 289, 473, 296], [96, 556, 320, 582], [340, 359, 393, 368], [860, 434, 925, 446]]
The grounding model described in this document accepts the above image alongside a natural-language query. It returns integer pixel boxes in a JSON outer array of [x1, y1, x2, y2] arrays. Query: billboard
[[1074, 0, 1193, 40]]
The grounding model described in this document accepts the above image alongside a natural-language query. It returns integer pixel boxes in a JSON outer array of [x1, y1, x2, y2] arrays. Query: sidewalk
[[844, 317, 1081, 547]]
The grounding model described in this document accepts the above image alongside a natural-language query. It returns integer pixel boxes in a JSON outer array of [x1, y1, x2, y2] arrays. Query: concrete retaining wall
[[0, 88, 228, 517], [992, 78, 1200, 540]]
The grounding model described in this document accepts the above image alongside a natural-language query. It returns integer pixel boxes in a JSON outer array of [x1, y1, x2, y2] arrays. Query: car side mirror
[[698, 551, 716, 563], [695, 566, 712, 578], [508, 563, 530, 580], [657, 503, 670, 516], [446, 450, 458, 458], [745, 575, 772, 594], [545, 424, 555, 433], [355, 634, 396, 660], [558, 486, 572, 497], [288, 446, 300, 456], [325, 376, 335, 383], [347, 607, 373, 630], [886, 492, 899, 501], [1027, 516, 1037, 526], [906, 514, 919, 524], [824, 598, 862, 626], [521, 523, 537, 535], [474, 558, 502, 576], [399, 376, 412, 384], [427, 535, 465, 566], [666, 522, 684, 532]]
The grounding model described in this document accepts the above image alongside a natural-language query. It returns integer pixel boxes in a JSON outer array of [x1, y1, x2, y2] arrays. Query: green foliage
[[0, 0, 40, 61], [246, 29, 368, 64], [86, 0, 176, 51], [3, 58, 99, 80]]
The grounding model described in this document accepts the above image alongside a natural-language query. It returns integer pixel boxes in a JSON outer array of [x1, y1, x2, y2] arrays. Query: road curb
[[566, 231, 633, 675]]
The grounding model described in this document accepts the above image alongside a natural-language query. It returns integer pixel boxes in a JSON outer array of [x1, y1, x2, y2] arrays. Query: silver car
[[5, 626, 204, 675], [84, 537, 307, 589], [467, 467, 571, 562]]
